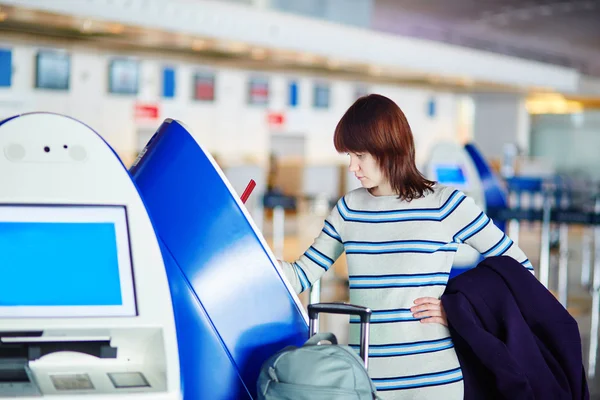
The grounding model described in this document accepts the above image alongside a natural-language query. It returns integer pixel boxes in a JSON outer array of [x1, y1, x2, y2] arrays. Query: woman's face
[[347, 152, 393, 196]]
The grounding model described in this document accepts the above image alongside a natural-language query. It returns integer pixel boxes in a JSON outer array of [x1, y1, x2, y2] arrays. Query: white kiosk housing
[[425, 141, 485, 267], [0, 113, 180, 399]]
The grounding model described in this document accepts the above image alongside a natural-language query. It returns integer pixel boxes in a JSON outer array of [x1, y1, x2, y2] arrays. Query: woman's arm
[[441, 188, 534, 272], [278, 203, 345, 294]]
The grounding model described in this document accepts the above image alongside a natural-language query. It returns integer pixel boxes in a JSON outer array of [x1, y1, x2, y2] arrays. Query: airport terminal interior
[[1, 0, 600, 399]]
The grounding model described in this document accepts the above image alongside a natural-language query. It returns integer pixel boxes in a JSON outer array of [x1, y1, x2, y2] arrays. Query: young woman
[[278, 94, 533, 399]]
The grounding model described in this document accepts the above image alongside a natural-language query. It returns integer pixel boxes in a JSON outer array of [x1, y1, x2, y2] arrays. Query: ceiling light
[[428, 75, 442, 84], [174, 34, 191, 47], [107, 23, 124, 34], [11, 7, 35, 22], [327, 59, 341, 69], [191, 39, 207, 51], [368, 66, 382, 76], [526, 94, 584, 115], [458, 77, 475, 86], [227, 41, 249, 53], [81, 19, 92, 32], [251, 48, 267, 60], [298, 53, 317, 64]]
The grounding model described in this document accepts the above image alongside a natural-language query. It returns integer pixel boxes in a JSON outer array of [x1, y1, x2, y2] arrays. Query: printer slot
[[0, 367, 29, 383], [1, 336, 117, 361]]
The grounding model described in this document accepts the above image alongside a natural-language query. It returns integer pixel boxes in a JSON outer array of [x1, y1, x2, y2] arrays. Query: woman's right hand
[[410, 297, 448, 327]]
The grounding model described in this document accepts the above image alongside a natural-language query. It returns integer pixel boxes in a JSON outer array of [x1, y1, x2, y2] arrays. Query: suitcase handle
[[308, 303, 371, 323], [307, 303, 371, 369]]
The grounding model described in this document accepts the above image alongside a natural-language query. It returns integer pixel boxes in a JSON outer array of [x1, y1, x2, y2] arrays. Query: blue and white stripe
[[349, 272, 449, 289], [372, 367, 463, 391], [292, 262, 310, 292], [521, 258, 534, 271], [345, 240, 458, 255], [453, 211, 491, 243], [350, 337, 454, 358], [350, 308, 418, 324], [322, 220, 342, 242], [304, 246, 334, 270], [337, 190, 466, 223], [482, 234, 513, 257]]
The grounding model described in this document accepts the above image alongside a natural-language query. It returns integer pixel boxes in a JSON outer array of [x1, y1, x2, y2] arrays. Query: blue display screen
[[0, 222, 122, 307], [109, 58, 139, 95], [35, 51, 70, 90], [435, 165, 468, 186]]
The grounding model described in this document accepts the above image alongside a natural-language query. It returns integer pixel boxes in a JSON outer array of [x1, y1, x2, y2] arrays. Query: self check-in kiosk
[[425, 141, 509, 277], [130, 119, 308, 399], [0, 113, 180, 399]]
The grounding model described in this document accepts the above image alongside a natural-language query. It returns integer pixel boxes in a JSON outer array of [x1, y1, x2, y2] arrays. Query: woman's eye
[[357, 154, 364, 159]]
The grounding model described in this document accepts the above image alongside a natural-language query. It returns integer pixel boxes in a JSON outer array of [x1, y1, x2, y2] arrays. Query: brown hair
[[334, 94, 434, 201]]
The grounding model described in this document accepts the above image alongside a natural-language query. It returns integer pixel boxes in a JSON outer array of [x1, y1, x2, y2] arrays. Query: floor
[[262, 208, 600, 396]]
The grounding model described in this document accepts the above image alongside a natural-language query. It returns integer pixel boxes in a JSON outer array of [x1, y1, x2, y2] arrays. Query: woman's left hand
[[410, 297, 448, 326]]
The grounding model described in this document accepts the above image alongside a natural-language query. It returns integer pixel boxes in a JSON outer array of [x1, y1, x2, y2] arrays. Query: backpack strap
[[305, 332, 338, 346]]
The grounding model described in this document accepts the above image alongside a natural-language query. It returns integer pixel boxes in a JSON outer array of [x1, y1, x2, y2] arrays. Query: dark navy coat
[[442, 256, 589, 400]]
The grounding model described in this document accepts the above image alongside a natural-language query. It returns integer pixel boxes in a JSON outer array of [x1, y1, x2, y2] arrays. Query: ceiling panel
[[372, 0, 600, 75]]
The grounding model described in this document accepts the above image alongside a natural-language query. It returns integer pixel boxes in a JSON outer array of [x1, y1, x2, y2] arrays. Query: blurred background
[[1, 0, 600, 395]]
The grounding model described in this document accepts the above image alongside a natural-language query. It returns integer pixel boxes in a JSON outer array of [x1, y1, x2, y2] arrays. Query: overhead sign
[[109, 58, 139, 95], [134, 103, 159, 120], [0, 49, 10, 88], [313, 83, 330, 109], [193, 72, 215, 101], [288, 81, 299, 107], [248, 77, 269, 105], [267, 112, 285, 127]]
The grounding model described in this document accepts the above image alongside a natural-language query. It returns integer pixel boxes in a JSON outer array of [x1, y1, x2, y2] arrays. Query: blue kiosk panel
[[130, 119, 308, 399], [464, 143, 508, 232], [159, 241, 252, 399]]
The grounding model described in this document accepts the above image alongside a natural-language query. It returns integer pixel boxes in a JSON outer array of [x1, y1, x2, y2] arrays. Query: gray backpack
[[256, 303, 379, 400]]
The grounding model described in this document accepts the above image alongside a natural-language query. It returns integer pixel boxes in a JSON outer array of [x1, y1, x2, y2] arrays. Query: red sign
[[194, 73, 215, 101], [267, 112, 285, 126], [135, 103, 159, 120]]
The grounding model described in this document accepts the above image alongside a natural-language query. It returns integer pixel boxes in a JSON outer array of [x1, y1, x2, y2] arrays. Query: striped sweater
[[281, 184, 533, 400]]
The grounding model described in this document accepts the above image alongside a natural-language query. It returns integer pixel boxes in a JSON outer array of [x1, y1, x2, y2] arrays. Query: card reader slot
[[0, 338, 117, 361], [0, 343, 28, 359], [0, 332, 42, 338], [0, 367, 29, 383]]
